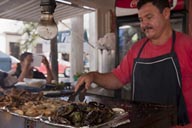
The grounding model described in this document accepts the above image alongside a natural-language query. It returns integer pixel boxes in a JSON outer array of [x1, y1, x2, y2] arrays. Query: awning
[[0, 0, 94, 22], [115, 0, 185, 17]]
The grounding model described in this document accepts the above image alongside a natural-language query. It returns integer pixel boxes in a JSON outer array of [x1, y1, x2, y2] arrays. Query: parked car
[[0, 51, 12, 72], [10, 55, 20, 72], [9, 54, 70, 77], [36, 59, 70, 77]]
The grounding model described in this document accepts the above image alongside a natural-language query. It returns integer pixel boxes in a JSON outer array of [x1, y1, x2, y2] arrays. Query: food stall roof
[[0, 0, 94, 22]]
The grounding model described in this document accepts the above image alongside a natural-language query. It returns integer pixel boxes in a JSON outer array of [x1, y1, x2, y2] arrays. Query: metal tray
[[39, 111, 129, 128]]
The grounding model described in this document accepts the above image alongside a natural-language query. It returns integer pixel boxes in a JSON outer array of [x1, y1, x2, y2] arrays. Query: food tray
[[0, 92, 177, 128], [39, 111, 129, 128]]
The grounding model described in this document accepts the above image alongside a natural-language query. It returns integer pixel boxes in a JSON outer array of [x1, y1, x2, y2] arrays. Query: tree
[[20, 22, 38, 52]]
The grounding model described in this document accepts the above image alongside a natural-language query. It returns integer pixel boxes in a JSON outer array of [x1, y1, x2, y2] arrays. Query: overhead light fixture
[[37, 0, 58, 40], [83, 6, 95, 11], [55, 0, 71, 5]]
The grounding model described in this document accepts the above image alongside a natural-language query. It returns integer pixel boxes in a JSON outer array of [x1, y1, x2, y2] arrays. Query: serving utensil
[[68, 83, 86, 102]]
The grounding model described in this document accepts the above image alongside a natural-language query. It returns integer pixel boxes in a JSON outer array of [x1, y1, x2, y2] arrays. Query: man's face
[[138, 3, 169, 39]]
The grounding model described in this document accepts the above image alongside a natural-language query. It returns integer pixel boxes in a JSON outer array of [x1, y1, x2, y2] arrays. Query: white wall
[[0, 33, 21, 54], [5, 33, 21, 54], [0, 34, 6, 53]]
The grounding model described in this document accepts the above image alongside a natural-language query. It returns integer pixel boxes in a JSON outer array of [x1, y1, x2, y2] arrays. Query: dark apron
[[131, 31, 189, 125]]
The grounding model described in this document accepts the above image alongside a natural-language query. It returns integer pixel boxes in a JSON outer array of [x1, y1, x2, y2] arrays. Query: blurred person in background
[[14, 52, 53, 83], [0, 70, 17, 88]]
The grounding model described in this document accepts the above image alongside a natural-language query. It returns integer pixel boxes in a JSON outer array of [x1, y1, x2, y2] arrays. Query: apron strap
[[136, 39, 148, 58], [171, 31, 176, 53]]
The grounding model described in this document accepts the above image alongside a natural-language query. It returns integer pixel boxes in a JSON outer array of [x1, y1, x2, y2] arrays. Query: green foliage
[[73, 72, 87, 81], [20, 22, 38, 51]]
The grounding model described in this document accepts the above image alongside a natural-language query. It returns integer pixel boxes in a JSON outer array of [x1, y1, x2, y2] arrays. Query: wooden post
[[50, 36, 58, 82]]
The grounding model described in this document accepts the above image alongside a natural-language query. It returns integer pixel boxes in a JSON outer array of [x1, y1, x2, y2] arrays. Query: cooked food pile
[[0, 88, 69, 117], [0, 88, 44, 108], [51, 101, 115, 127], [0, 88, 117, 127]]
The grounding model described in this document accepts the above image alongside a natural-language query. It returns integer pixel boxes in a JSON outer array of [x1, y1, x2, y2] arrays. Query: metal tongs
[[68, 83, 86, 102]]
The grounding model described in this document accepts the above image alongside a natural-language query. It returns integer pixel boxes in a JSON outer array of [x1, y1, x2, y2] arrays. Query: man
[[14, 52, 53, 83], [75, 0, 192, 126]]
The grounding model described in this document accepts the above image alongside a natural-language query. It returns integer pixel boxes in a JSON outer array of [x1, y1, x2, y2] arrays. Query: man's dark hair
[[137, 0, 170, 13], [20, 52, 32, 61]]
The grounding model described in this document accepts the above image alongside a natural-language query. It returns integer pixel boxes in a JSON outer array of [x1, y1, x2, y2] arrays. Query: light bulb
[[37, 13, 58, 40]]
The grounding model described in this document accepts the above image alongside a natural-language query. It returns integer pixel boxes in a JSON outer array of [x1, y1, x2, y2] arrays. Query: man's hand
[[74, 72, 123, 92], [74, 72, 95, 92]]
